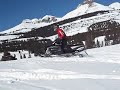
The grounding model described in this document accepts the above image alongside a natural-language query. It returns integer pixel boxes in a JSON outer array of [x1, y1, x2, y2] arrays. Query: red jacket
[[57, 28, 66, 39]]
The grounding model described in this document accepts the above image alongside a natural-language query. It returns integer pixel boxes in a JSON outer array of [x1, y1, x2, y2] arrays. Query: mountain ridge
[[0, 2, 120, 42], [0, 2, 119, 35], [62, 2, 113, 19], [109, 2, 120, 10]]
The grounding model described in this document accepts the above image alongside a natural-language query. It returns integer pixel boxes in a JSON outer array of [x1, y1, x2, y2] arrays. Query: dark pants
[[61, 38, 67, 53], [55, 38, 72, 53]]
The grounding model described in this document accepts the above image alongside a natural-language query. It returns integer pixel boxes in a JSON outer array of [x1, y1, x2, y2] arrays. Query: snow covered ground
[[0, 44, 120, 90]]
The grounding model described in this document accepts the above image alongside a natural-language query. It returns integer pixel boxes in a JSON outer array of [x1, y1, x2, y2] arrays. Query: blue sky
[[0, 0, 119, 31]]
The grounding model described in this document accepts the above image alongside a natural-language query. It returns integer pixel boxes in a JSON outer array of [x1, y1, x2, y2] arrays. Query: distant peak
[[77, 2, 107, 9], [109, 2, 120, 10], [83, 0, 94, 6], [63, 2, 113, 19]]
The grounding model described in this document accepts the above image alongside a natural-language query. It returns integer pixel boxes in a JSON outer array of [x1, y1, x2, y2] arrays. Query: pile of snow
[[109, 2, 120, 10], [0, 44, 120, 90]]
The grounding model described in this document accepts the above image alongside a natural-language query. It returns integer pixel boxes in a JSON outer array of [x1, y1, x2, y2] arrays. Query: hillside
[[0, 44, 120, 90], [62, 2, 113, 19], [0, 15, 60, 34]]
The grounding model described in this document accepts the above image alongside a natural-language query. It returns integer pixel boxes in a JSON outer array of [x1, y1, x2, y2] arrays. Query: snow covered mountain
[[62, 2, 113, 19], [0, 2, 120, 41], [0, 15, 60, 34], [109, 2, 120, 10]]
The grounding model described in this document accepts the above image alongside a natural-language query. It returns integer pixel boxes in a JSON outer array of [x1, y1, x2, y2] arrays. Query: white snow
[[0, 35, 18, 41], [62, 2, 113, 19], [61, 11, 120, 36], [0, 44, 120, 90], [0, 16, 60, 34], [41, 15, 61, 22], [109, 2, 120, 10], [0, 22, 46, 34]]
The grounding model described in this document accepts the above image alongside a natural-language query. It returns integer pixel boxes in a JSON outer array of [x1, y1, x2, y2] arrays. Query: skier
[[54, 24, 68, 53]]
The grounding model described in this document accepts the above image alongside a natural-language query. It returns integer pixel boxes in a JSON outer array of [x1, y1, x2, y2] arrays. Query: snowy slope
[[0, 44, 120, 90], [61, 11, 120, 37], [47, 11, 120, 41], [0, 15, 60, 34], [0, 35, 18, 41], [62, 2, 113, 19], [109, 2, 120, 10], [1, 22, 39, 34]]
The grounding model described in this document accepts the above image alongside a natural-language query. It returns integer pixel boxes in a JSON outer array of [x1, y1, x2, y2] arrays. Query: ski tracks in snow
[[0, 69, 120, 81]]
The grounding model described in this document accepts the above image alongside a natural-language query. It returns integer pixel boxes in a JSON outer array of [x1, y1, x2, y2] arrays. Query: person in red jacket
[[54, 24, 67, 53]]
